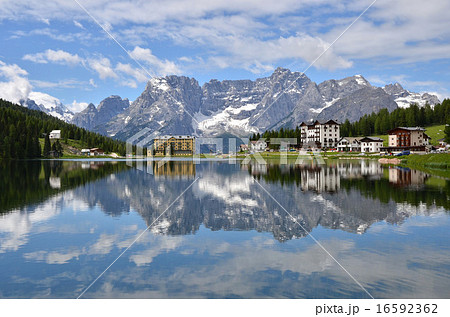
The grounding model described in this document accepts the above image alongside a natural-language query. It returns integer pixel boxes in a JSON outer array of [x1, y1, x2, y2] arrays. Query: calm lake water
[[0, 159, 449, 298]]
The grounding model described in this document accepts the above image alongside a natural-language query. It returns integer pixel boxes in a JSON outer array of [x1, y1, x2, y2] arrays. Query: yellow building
[[151, 135, 195, 156]]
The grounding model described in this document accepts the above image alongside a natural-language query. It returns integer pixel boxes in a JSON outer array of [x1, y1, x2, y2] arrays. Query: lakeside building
[[153, 135, 195, 156], [359, 137, 384, 153], [250, 139, 268, 152], [382, 127, 430, 152], [81, 148, 105, 156], [337, 137, 362, 152], [49, 130, 61, 140], [299, 120, 340, 149], [240, 144, 249, 152]]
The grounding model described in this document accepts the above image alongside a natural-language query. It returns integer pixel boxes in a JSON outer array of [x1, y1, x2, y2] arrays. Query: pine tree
[[55, 140, 63, 157], [445, 123, 450, 144], [43, 133, 51, 157]]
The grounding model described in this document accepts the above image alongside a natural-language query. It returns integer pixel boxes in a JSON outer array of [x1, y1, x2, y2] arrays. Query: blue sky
[[1, 0, 449, 112]]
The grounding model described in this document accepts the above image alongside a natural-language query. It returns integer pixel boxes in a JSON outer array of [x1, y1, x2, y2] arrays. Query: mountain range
[[20, 91, 74, 122], [19, 68, 441, 140]]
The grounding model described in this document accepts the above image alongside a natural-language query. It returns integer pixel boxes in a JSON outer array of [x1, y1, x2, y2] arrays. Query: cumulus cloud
[[68, 100, 90, 112], [23, 49, 82, 65], [29, 91, 63, 109], [0, 60, 32, 103], [115, 62, 149, 83], [88, 57, 118, 79], [129, 46, 182, 75]]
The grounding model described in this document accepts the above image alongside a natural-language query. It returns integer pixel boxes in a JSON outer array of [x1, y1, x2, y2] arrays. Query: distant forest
[[252, 99, 450, 143], [0, 99, 126, 159]]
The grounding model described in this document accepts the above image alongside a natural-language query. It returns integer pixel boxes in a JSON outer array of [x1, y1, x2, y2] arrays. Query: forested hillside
[[0, 99, 126, 159], [340, 100, 450, 137]]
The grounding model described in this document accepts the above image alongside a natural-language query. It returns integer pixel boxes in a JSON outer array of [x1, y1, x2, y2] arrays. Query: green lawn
[[402, 153, 450, 169], [371, 134, 389, 147], [39, 138, 88, 157], [424, 124, 446, 145]]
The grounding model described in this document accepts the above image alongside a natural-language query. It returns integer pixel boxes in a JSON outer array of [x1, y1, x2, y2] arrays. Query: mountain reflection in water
[[0, 159, 448, 298], [66, 160, 449, 241]]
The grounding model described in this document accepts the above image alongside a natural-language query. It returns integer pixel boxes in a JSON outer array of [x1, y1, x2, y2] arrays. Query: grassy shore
[[401, 153, 450, 169]]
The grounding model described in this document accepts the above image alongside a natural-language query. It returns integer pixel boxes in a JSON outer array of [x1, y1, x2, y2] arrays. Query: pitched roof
[[387, 127, 425, 133], [300, 119, 340, 127], [339, 137, 362, 143], [359, 136, 384, 142]]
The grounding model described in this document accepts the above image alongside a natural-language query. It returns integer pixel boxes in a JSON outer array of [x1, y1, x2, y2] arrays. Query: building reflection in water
[[147, 160, 196, 179], [247, 160, 385, 193], [388, 166, 429, 187]]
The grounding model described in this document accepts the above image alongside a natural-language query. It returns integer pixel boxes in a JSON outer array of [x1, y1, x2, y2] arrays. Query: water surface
[[0, 159, 449, 298]]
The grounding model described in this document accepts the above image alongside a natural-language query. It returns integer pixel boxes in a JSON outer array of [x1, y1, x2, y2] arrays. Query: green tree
[[445, 123, 450, 144], [43, 133, 51, 157]]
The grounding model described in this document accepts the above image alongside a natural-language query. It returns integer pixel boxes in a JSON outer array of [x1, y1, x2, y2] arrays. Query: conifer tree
[[43, 133, 51, 157]]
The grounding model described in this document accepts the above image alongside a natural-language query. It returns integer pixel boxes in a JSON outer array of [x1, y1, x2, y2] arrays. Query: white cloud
[[11, 28, 93, 43], [115, 62, 149, 83], [30, 79, 88, 89], [68, 100, 90, 113], [88, 57, 118, 79], [23, 49, 82, 65], [0, 60, 32, 103], [2, 0, 450, 73], [89, 78, 97, 88], [73, 20, 85, 29], [29, 91, 63, 109], [129, 46, 182, 75]]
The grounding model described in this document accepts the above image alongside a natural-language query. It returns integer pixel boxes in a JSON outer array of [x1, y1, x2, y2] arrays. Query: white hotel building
[[300, 120, 340, 149]]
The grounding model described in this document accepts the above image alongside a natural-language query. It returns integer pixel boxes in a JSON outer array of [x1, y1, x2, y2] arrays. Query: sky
[[0, 0, 449, 113]]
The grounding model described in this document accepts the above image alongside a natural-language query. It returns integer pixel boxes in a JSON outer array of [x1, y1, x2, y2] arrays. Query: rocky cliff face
[[71, 96, 129, 130], [71, 103, 97, 130], [383, 83, 440, 108], [98, 76, 202, 140], [69, 68, 440, 140]]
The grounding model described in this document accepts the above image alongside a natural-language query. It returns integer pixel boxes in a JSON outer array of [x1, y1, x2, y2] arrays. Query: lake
[[0, 159, 449, 298]]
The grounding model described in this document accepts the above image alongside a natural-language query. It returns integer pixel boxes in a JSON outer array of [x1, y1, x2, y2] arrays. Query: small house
[[239, 144, 249, 152], [49, 130, 61, 140], [90, 148, 105, 156], [250, 139, 267, 152]]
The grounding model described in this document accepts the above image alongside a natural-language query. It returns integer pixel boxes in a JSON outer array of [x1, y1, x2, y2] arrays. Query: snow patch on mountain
[[310, 97, 340, 114], [27, 92, 74, 121], [149, 77, 170, 91], [194, 108, 258, 136], [395, 93, 425, 108], [383, 83, 440, 108], [354, 75, 369, 86]]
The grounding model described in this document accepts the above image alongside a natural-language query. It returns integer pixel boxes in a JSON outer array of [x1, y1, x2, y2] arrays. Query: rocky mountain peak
[[383, 83, 407, 96], [68, 68, 441, 141], [86, 103, 97, 111]]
